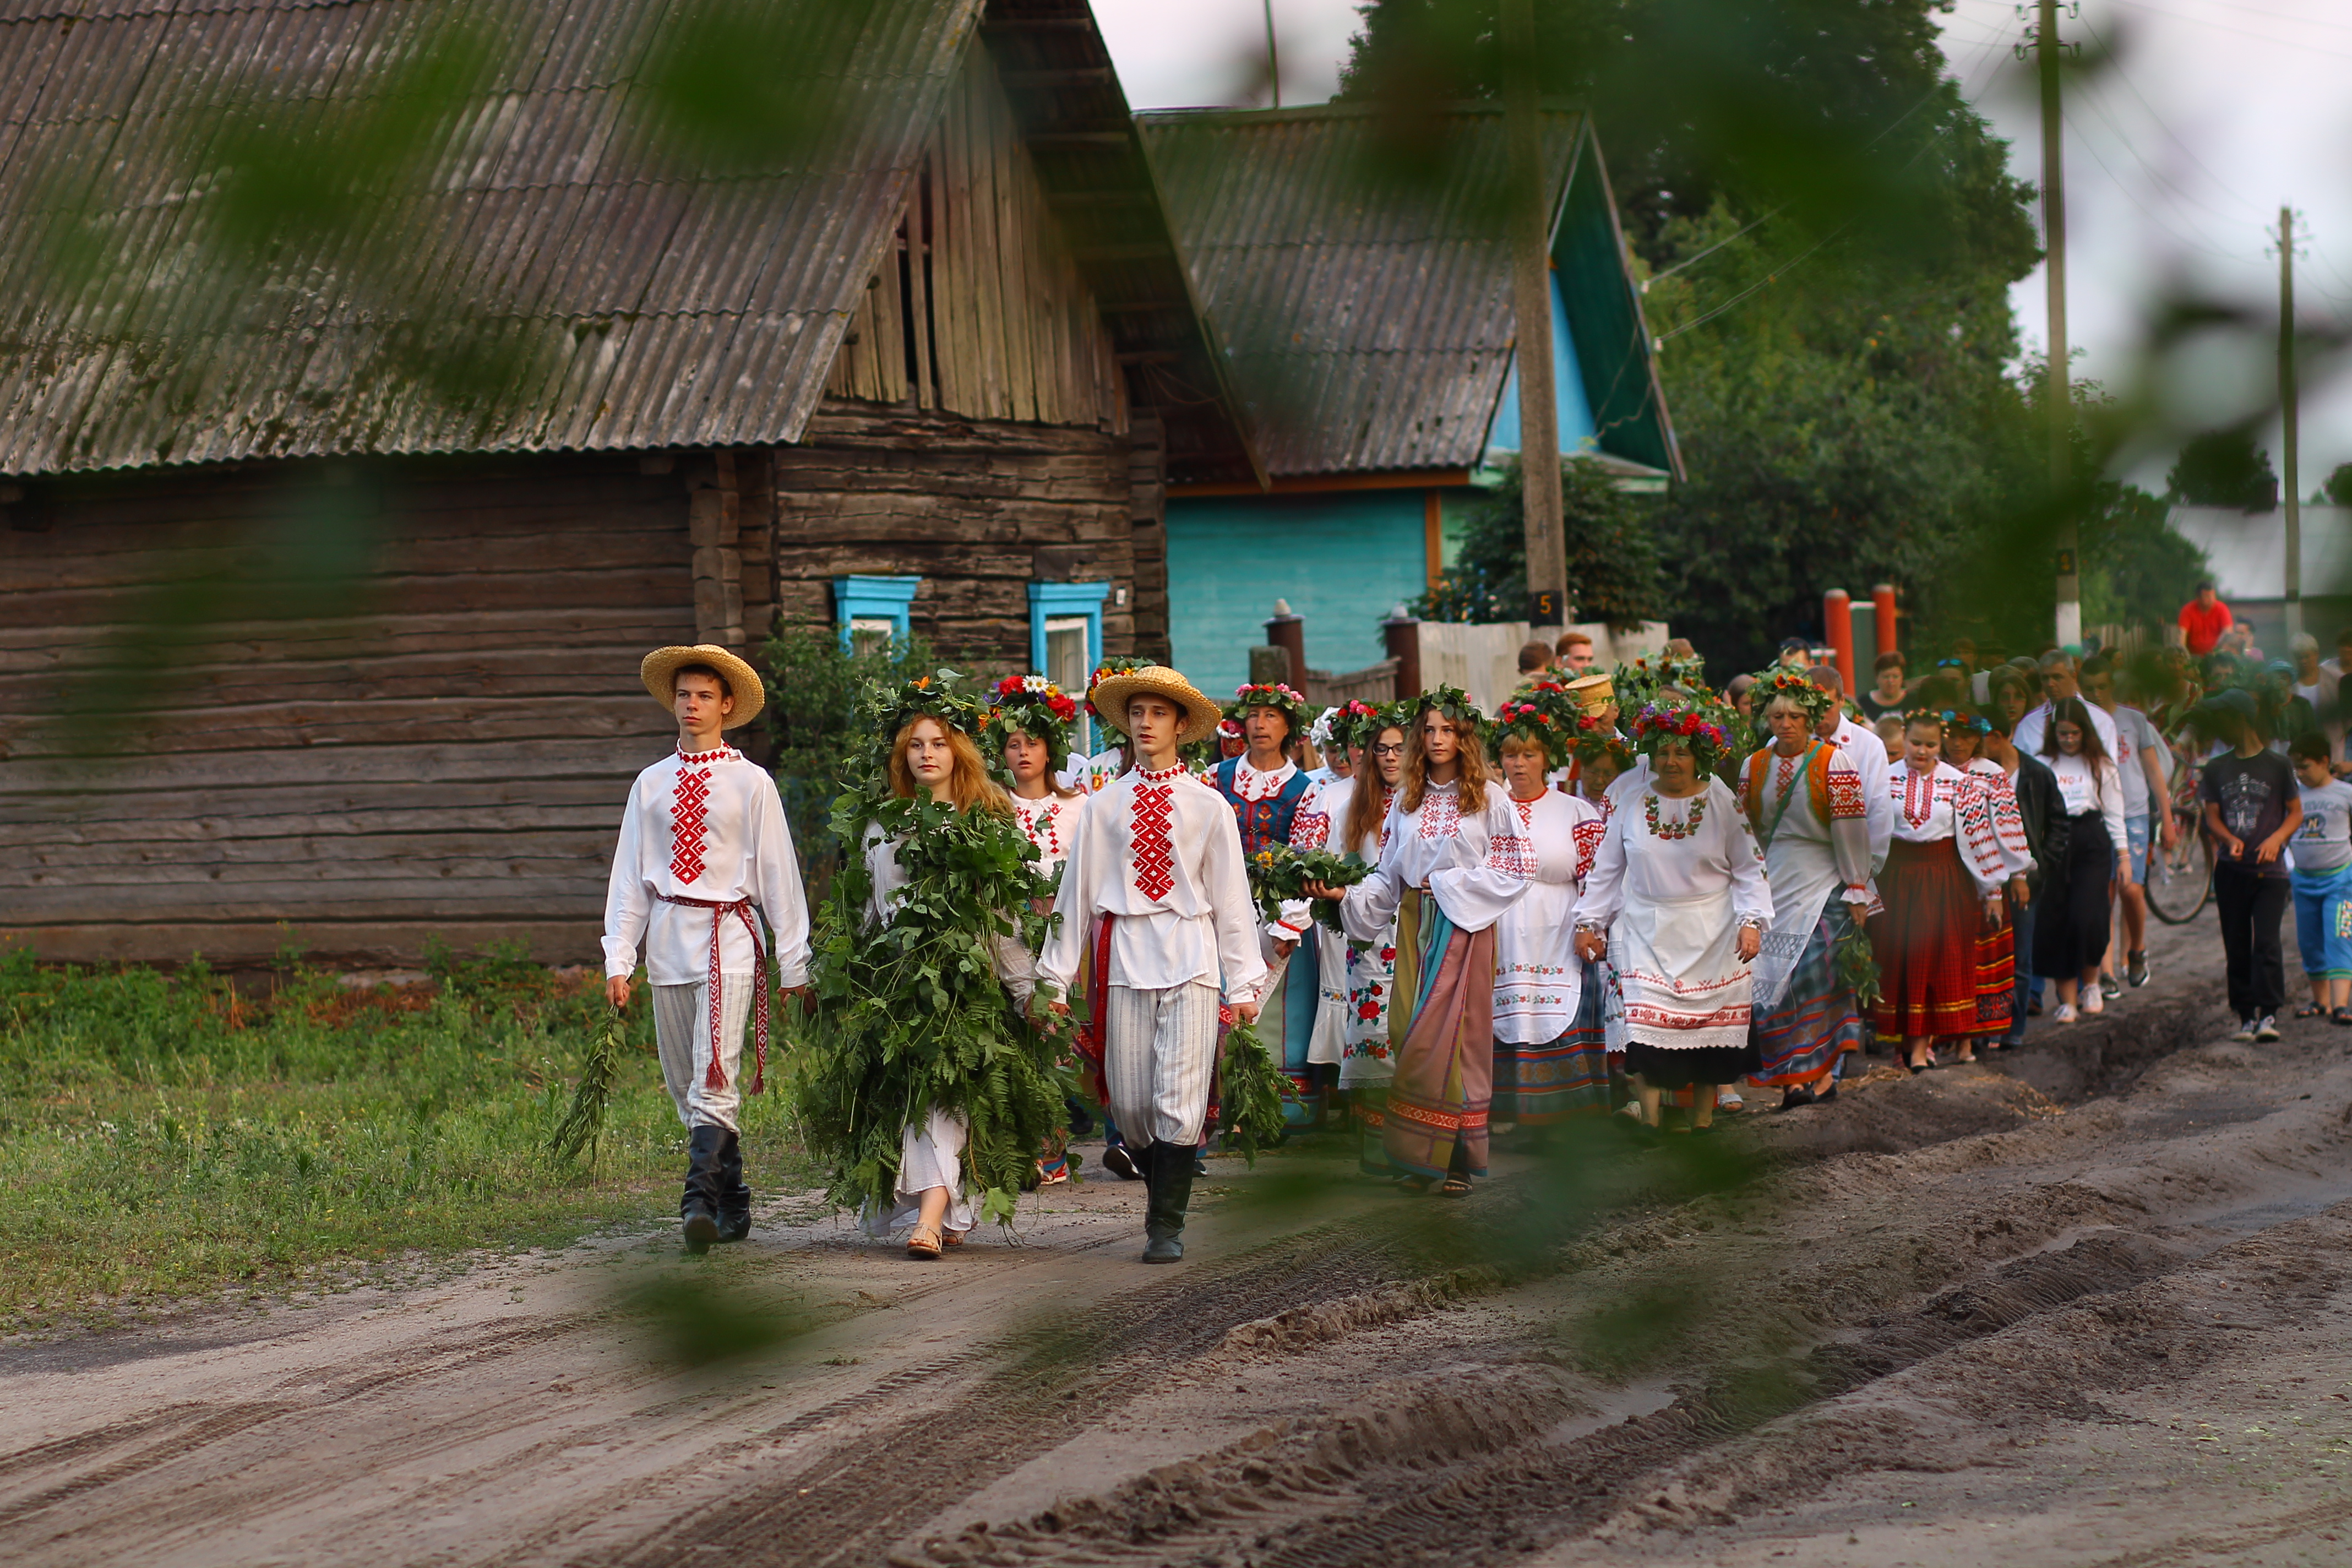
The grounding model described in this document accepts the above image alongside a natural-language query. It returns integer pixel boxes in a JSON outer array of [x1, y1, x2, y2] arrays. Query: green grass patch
[[0, 943, 814, 1335]]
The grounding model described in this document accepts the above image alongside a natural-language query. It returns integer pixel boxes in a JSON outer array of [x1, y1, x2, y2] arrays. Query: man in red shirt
[[2178, 581, 2233, 657]]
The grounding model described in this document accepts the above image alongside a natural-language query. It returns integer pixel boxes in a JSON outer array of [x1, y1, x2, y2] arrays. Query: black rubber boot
[[716, 1129, 751, 1244], [680, 1124, 725, 1254], [1142, 1141, 1194, 1263]]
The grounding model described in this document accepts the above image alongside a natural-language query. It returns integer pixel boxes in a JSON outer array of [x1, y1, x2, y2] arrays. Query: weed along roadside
[[0, 941, 814, 1335]]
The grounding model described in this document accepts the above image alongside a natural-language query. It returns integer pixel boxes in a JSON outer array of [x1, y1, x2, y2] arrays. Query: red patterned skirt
[[1870, 838, 1984, 1039]]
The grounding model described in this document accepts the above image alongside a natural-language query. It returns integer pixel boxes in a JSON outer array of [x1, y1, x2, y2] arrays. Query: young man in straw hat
[[604, 645, 810, 1253], [1040, 666, 1268, 1263]]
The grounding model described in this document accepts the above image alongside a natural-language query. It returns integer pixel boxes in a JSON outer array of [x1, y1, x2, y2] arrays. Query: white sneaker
[[2231, 1017, 2258, 1042], [2081, 987, 2105, 1015], [2052, 1003, 2079, 1024], [2255, 1015, 2280, 1042]]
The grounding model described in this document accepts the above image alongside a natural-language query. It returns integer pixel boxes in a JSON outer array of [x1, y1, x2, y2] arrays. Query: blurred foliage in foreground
[[0, 943, 808, 1334]]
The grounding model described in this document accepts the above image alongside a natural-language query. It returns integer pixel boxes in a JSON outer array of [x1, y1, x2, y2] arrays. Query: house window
[[1028, 580, 1110, 753], [832, 575, 920, 654]]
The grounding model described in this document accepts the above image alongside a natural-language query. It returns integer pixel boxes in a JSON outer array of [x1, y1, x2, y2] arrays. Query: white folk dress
[[1572, 777, 1772, 1070], [1335, 782, 1401, 1090], [1493, 790, 1604, 1041], [1288, 774, 1355, 1069], [859, 825, 1038, 1238]]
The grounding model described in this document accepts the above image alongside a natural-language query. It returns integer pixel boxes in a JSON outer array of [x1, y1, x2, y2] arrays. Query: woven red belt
[[655, 892, 769, 1095]]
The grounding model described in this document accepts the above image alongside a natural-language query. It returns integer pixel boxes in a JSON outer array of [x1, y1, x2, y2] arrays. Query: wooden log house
[[0, 0, 1257, 968]]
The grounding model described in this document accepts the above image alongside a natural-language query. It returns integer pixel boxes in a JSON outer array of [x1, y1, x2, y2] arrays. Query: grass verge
[[0, 943, 814, 1336]]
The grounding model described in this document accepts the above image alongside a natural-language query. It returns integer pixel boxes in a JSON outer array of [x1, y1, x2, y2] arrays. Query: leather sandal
[[905, 1224, 943, 1260], [940, 1227, 965, 1248], [1440, 1174, 1472, 1196]]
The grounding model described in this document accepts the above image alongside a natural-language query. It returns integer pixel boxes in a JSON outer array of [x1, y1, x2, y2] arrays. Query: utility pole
[[2029, 0, 2079, 647], [1500, 0, 1566, 638], [1262, 0, 1281, 110], [2279, 205, 2302, 640]]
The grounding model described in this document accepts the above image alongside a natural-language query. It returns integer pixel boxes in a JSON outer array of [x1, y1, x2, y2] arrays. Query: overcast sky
[[1093, 0, 2352, 496]]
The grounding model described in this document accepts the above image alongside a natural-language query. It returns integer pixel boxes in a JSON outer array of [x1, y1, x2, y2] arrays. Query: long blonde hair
[[889, 716, 1012, 816], [1401, 709, 1490, 815], [1344, 724, 1403, 853]]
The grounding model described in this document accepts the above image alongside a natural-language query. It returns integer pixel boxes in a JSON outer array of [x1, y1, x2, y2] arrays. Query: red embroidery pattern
[[1572, 818, 1607, 883], [1512, 796, 1538, 829], [1486, 826, 1538, 876], [1898, 764, 1937, 830], [1130, 764, 1185, 900], [1826, 765, 1866, 820], [669, 764, 714, 884], [1418, 786, 1461, 840], [1015, 799, 1064, 860]]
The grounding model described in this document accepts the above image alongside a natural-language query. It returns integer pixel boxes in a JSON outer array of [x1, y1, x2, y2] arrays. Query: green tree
[[759, 625, 939, 889], [2166, 428, 2278, 510], [1344, 1, 2041, 674], [2324, 462, 2352, 507], [1413, 458, 1666, 628]]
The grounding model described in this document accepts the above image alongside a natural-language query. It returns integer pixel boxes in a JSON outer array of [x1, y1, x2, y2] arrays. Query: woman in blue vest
[[1211, 680, 1320, 1124]]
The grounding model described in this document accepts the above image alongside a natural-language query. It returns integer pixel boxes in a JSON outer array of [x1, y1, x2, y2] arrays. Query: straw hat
[[1086, 665, 1221, 749], [640, 645, 766, 728], [1564, 672, 1614, 714]]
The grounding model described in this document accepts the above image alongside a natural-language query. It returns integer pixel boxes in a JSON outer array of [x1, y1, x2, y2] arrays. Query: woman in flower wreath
[[1569, 716, 1636, 814], [1938, 709, 2030, 1059], [1287, 699, 1392, 1121], [1215, 679, 1324, 1125], [1310, 688, 1534, 1192], [1571, 701, 1772, 1133], [1335, 702, 1411, 1159], [797, 675, 1063, 1260], [1874, 709, 2010, 1072], [1734, 669, 1875, 1110], [1489, 684, 1611, 1134], [984, 674, 1093, 1180]]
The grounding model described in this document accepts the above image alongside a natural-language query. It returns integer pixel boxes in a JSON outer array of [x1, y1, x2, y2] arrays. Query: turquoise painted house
[[1134, 104, 1681, 697]]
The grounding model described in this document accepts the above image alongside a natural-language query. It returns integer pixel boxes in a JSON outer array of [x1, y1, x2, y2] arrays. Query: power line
[[2058, 102, 2244, 263], [2103, 0, 2352, 62]]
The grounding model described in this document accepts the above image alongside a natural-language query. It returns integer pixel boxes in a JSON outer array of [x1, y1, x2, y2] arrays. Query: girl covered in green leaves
[[794, 675, 1070, 1260]]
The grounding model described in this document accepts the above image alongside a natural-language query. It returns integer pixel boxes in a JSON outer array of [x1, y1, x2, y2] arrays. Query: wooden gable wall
[[824, 43, 1126, 433]]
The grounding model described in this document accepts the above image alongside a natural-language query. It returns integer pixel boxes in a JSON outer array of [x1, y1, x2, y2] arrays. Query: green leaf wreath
[[788, 782, 1076, 1228]]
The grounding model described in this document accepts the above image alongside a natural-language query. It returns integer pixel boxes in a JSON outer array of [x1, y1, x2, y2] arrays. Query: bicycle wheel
[[2144, 821, 2212, 924]]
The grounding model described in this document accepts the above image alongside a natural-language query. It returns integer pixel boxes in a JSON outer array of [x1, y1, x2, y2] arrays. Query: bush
[[1411, 458, 1665, 629], [759, 625, 938, 888]]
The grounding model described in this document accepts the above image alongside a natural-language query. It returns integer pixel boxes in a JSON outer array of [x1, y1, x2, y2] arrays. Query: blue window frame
[[1030, 581, 1109, 750], [832, 574, 920, 652]]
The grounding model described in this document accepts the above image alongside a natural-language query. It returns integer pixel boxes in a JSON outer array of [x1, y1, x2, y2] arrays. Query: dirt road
[[7, 911, 2352, 1567]]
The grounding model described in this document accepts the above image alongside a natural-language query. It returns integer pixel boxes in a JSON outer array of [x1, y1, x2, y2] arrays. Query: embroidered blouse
[[602, 744, 810, 987], [1571, 777, 1773, 933], [1884, 759, 2008, 895], [1962, 757, 2035, 879], [1492, 790, 1606, 1043], [1340, 779, 1534, 940], [1010, 792, 1087, 883]]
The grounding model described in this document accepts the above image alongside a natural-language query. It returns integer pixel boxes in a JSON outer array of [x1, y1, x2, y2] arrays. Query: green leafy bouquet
[[1244, 842, 1371, 934], [1218, 1014, 1287, 1164], [790, 781, 1075, 1229]]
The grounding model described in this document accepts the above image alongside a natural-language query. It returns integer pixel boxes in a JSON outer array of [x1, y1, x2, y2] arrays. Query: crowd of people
[[596, 607, 2352, 1264]]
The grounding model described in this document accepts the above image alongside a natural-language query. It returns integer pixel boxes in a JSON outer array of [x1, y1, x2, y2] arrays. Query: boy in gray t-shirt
[[2289, 733, 2352, 1021]]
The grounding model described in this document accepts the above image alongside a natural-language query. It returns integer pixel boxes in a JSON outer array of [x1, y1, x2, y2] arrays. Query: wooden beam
[[1425, 488, 1444, 586], [1044, 188, 1156, 206], [1024, 131, 1133, 149], [1000, 67, 1115, 87], [1114, 350, 1180, 365], [1168, 469, 1474, 498], [1070, 242, 1172, 262]]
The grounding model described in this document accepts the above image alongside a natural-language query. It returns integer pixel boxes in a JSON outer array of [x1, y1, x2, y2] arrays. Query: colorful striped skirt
[[1962, 920, 2015, 1037], [1747, 905, 1865, 1088], [1494, 960, 1610, 1123], [1379, 890, 1496, 1180]]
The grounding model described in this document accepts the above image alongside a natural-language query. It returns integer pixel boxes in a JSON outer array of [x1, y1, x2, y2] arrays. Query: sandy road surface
[[7, 912, 2352, 1567]]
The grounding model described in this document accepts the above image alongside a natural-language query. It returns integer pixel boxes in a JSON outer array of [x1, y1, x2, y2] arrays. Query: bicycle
[[2144, 748, 2213, 924]]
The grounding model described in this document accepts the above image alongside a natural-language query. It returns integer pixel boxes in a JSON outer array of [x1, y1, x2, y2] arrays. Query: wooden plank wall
[[0, 453, 698, 968], [823, 42, 1125, 434], [771, 404, 1140, 672]]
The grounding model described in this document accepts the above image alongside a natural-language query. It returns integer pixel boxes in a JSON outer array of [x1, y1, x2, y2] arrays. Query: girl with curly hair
[[1310, 690, 1533, 1191], [1572, 703, 1772, 1132]]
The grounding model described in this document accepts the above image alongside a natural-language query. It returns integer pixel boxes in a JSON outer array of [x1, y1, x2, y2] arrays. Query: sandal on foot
[[906, 1224, 943, 1260], [940, 1228, 965, 1248], [2293, 1005, 2327, 1019], [1440, 1174, 1473, 1196], [1393, 1174, 1434, 1195]]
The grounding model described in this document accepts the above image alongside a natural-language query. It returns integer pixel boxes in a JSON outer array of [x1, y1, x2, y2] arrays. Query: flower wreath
[[983, 674, 1082, 767], [1228, 680, 1311, 737], [1491, 681, 1581, 769], [1630, 700, 1733, 773], [1749, 667, 1837, 721], [1941, 708, 1991, 736], [1083, 656, 1155, 736], [1572, 711, 1636, 771], [1322, 698, 1386, 753], [1900, 706, 1949, 731], [858, 669, 983, 775]]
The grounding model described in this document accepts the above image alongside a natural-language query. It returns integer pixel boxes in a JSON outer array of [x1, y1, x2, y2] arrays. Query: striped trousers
[[1102, 981, 1222, 1147], [652, 975, 754, 1133]]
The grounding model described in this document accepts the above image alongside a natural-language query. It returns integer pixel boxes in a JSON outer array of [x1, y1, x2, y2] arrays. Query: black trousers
[[2213, 863, 2290, 1020]]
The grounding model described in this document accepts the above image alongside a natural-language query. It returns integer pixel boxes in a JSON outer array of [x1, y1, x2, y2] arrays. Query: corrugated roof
[[0, 0, 983, 475], [1136, 102, 1677, 481]]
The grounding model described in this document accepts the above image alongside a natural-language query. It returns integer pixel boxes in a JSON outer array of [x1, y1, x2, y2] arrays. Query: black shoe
[[1101, 1143, 1142, 1181], [2127, 951, 2149, 987], [1814, 1084, 1838, 1105], [1778, 1086, 1816, 1111], [680, 1125, 726, 1254], [715, 1129, 751, 1244], [1142, 1141, 1195, 1263]]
